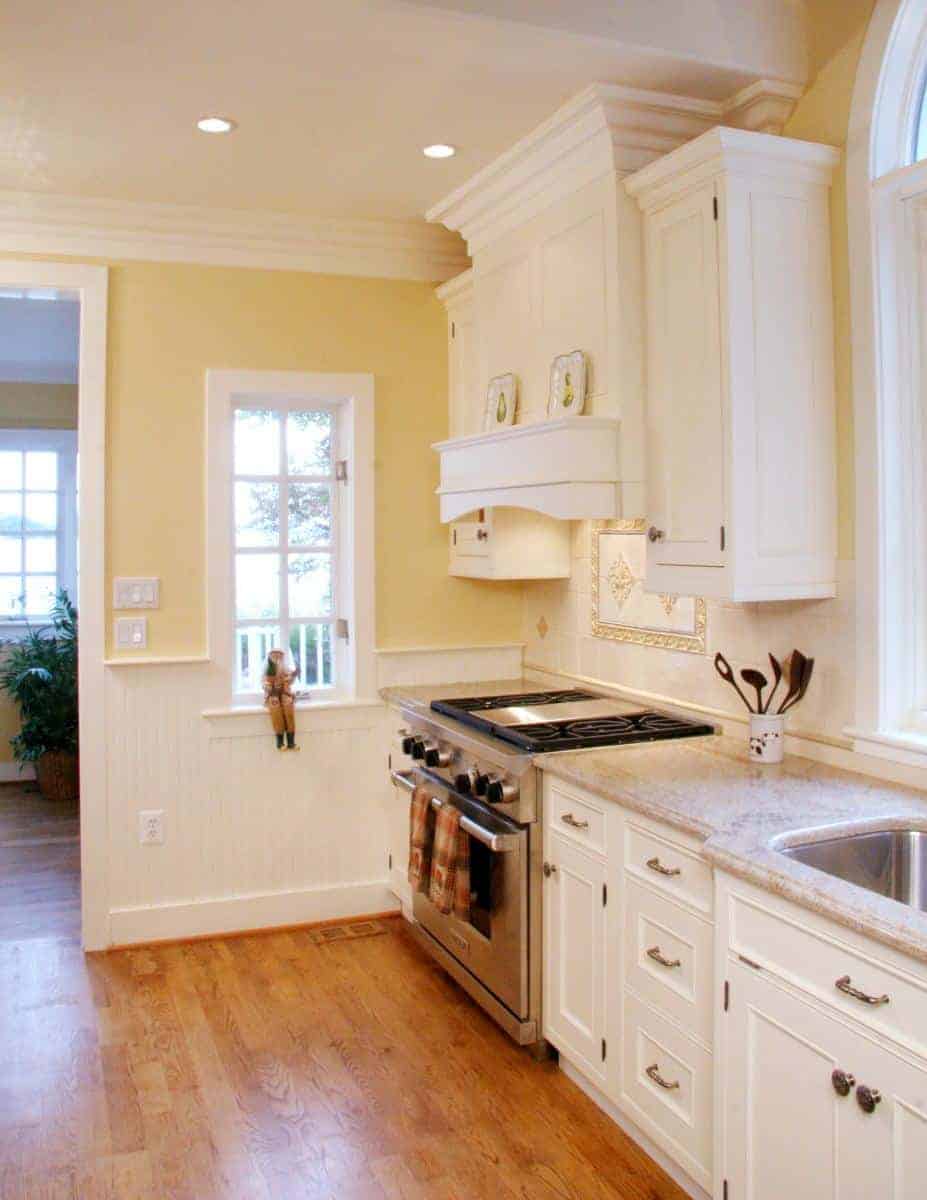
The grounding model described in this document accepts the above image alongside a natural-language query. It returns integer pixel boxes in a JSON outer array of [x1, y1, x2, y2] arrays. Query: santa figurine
[[262, 648, 300, 751]]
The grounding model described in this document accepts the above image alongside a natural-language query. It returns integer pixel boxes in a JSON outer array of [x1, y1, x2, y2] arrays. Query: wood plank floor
[[0, 914, 689, 1200], [0, 779, 80, 942]]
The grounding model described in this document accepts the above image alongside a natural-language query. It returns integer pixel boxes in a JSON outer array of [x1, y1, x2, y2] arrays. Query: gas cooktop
[[430, 689, 714, 753]]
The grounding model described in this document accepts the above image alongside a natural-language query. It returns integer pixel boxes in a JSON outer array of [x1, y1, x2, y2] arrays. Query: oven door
[[393, 768, 529, 1020]]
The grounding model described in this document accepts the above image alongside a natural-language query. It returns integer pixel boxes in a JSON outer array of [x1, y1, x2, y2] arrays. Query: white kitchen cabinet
[[436, 269, 478, 439], [626, 127, 840, 601], [722, 958, 927, 1200], [542, 829, 609, 1086], [718, 874, 927, 1200], [448, 506, 571, 579]]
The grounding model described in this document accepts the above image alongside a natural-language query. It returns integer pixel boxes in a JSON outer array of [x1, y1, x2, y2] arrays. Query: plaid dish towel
[[429, 803, 471, 920], [408, 786, 435, 894]]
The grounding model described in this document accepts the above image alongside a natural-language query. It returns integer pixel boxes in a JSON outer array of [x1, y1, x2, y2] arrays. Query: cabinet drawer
[[548, 783, 607, 857], [624, 880, 714, 1047], [625, 821, 713, 917], [729, 891, 927, 1061], [451, 520, 490, 558], [621, 990, 713, 1187]]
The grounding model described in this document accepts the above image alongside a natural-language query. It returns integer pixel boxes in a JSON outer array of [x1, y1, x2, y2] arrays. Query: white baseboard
[[559, 1057, 709, 1200], [0, 762, 34, 782], [388, 865, 413, 912], [108, 879, 399, 946]]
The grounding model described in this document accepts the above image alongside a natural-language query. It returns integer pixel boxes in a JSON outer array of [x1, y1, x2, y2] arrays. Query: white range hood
[[433, 416, 620, 522]]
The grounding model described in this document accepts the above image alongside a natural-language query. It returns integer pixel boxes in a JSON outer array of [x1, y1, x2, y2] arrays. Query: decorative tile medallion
[[592, 521, 707, 654], [536, 615, 549, 640]]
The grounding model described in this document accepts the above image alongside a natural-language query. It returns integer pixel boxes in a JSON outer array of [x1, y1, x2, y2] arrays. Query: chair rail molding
[[0, 189, 469, 282]]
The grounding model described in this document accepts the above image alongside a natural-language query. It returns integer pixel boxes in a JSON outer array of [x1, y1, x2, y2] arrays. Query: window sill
[[201, 695, 384, 740], [846, 725, 927, 770], [201, 697, 382, 718]]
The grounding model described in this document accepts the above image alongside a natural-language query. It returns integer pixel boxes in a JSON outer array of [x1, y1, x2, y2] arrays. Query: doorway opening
[[0, 287, 81, 940]]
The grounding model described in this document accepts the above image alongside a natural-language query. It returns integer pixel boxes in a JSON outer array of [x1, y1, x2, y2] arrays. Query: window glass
[[232, 406, 337, 693]]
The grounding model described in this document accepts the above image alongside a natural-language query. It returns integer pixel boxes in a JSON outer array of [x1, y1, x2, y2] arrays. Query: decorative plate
[[484, 373, 518, 430], [548, 351, 586, 417]]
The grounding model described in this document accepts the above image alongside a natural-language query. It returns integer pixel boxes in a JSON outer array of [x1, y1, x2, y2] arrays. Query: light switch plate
[[113, 577, 160, 609], [115, 616, 147, 650]]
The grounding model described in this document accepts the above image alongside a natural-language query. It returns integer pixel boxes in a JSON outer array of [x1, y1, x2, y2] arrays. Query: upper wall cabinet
[[626, 127, 840, 601]]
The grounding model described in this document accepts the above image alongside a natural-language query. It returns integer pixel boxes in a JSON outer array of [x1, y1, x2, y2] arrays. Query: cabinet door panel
[[542, 831, 607, 1083], [724, 963, 849, 1200], [645, 183, 725, 569]]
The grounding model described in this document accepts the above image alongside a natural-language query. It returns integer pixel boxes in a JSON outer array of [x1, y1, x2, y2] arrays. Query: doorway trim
[[0, 259, 108, 949]]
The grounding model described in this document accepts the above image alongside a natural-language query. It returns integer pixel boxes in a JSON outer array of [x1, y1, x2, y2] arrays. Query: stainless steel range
[[390, 687, 713, 1050]]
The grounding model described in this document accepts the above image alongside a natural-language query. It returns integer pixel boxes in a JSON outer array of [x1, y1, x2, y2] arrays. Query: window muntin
[[0, 431, 77, 624], [232, 406, 338, 695]]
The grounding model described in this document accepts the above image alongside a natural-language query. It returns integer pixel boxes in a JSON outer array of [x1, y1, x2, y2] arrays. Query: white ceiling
[[0, 0, 809, 223]]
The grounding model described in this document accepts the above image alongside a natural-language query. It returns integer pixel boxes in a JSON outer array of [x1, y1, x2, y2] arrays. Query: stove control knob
[[487, 778, 518, 805], [400, 734, 417, 755], [453, 772, 472, 794], [473, 773, 490, 797], [410, 738, 427, 760], [424, 744, 453, 768]]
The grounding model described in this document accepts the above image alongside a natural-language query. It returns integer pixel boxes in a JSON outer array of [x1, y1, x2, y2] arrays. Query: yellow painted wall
[[784, 0, 876, 559], [103, 261, 522, 656]]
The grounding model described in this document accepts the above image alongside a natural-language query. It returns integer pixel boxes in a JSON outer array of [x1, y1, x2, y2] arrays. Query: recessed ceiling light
[[423, 143, 456, 159], [197, 116, 236, 134]]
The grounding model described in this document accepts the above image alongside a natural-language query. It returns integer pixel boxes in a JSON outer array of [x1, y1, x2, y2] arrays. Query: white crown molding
[[426, 79, 805, 252], [0, 189, 470, 282], [435, 266, 473, 307], [625, 125, 840, 212]]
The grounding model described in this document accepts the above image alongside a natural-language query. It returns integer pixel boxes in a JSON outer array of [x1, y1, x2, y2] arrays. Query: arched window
[[848, 0, 927, 764]]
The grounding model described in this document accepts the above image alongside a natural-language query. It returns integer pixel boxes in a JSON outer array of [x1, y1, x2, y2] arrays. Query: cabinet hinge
[[388, 852, 392, 871], [451, 321, 456, 338], [720, 524, 726, 552], [388, 753, 392, 770], [724, 979, 730, 1012], [335, 618, 350, 642], [453, 528, 457, 546], [723, 1181, 728, 1200], [713, 195, 719, 221], [602, 883, 607, 907], [601, 1038, 607, 1061], [335, 459, 348, 483]]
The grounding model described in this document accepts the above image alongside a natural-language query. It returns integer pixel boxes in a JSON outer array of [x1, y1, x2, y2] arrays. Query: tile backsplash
[[521, 521, 856, 745]]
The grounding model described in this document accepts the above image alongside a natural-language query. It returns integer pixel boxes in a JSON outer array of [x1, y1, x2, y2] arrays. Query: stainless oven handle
[[390, 768, 416, 793], [390, 768, 520, 853]]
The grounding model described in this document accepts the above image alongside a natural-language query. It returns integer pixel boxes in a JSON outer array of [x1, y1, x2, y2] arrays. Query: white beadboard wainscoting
[[103, 643, 523, 946]]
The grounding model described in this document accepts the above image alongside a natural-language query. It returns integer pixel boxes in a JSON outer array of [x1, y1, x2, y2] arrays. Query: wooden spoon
[[714, 652, 755, 713], [764, 653, 783, 713], [776, 649, 807, 715], [780, 657, 814, 714], [740, 668, 768, 715]]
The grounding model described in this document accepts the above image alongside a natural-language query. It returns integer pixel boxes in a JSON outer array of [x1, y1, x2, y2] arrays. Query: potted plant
[[0, 590, 79, 802]]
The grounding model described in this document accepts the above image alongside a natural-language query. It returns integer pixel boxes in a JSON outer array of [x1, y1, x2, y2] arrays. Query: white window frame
[[206, 370, 375, 706], [847, 0, 927, 764], [0, 427, 78, 636]]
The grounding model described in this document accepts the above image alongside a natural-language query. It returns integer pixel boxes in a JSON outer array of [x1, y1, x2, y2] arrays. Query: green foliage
[[0, 590, 78, 764]]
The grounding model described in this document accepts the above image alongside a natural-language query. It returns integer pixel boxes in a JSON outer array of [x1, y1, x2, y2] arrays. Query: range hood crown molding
[[426, 79, 803, 253]]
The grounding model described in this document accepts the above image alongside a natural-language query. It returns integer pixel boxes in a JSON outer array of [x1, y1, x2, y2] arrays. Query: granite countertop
[[380, 678, 533, 711], [540, 735, 927, 965]]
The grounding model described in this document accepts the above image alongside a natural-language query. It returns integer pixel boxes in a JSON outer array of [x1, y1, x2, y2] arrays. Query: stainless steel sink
[[781, 829, 927, 912]]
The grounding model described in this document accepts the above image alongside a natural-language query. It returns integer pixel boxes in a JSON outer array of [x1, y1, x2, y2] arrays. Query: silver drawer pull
[[561, 812, 590, 830], [835, 975, 890, 1007], [646, 856, 681, 877], [646, 1063, 680, 1091], [646, 946, 681, 970]]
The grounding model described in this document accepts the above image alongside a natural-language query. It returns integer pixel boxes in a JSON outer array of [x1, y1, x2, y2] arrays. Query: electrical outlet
[[139, 809, 164, 845], [115, 617, 147, 650]]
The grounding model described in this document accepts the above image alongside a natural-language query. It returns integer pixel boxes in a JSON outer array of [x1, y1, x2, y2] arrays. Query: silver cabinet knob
[[648, 526, 665, 543]]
